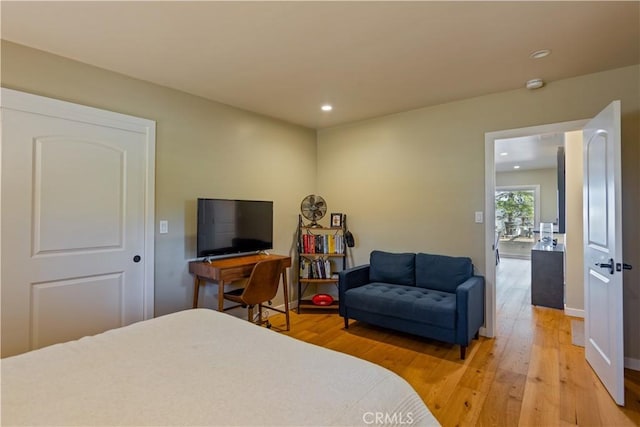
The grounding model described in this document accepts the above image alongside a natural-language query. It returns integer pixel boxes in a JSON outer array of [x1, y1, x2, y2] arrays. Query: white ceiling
[[1, 1, 639, 129], [495, 133, 564, 173]]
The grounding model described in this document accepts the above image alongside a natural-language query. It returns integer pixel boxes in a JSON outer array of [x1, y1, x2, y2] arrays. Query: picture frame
[[331, 213, 343, 228]]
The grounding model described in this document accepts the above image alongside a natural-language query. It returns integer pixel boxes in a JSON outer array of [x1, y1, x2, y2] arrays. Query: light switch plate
[[159, 220, 168, 234], [475, 211, 483, 223]]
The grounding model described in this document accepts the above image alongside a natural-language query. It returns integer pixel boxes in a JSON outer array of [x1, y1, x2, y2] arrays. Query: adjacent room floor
[[498, 236, 535, 259], [269, 258, 640, 426]]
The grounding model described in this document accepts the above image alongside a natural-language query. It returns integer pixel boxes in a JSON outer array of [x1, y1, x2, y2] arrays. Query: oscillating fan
[[300, 195, 327, 227]]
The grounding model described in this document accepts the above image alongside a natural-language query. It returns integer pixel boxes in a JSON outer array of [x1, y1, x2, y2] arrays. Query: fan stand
[[307, 220, 322, 228]]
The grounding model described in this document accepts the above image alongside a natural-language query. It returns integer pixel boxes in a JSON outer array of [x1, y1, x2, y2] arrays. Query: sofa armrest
[[455, 275, 485, 345], [338, 265, 370, 317]]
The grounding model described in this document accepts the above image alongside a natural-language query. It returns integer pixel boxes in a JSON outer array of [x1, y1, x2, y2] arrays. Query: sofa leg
[[474, 331, 479, 340], [460, 345, 467, 360], [344, 317, 349, 329]]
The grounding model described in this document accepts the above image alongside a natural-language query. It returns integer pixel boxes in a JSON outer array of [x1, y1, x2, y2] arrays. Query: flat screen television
[[197, 198, 273, 258]]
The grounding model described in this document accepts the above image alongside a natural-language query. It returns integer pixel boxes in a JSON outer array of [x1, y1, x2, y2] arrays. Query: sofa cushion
[[344, 283, 456, 329], [369, 251, 415, 286], [415, 253, 473, 293]]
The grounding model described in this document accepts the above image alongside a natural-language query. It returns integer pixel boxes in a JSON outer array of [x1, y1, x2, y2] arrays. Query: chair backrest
[[240, 259, 284, 306]]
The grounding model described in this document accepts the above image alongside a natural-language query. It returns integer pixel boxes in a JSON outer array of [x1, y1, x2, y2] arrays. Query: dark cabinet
[[531, 242, 565, 309]]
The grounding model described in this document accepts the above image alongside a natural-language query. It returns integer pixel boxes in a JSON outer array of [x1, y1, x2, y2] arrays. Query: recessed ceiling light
[[530, 49, 551, 59], [500, 152, 509, 156], [526, 78, 545, 90], [513, 165, 521, 169], [321, 104, 333, 112]]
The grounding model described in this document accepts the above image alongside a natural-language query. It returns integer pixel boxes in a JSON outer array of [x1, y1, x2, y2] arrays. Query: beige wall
[[564, 131, 584, 315], [317, 65, 640, 360], [496, 168, 558, 224], [1, 41, 318, 316]]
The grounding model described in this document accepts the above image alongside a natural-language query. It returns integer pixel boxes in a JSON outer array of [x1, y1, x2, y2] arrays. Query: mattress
[[1, 308, 439, 426]]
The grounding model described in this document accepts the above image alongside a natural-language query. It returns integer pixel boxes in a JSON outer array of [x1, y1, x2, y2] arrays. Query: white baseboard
[[479, 326, 493, 338], [262, 301, 293, 317], [273, 302, 290, 312], [625, 357, 640, 371], [564, 306, 585, 318]]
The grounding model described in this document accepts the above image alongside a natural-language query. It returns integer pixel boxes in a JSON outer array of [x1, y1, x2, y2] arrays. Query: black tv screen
[[197, 198, 273, 258]]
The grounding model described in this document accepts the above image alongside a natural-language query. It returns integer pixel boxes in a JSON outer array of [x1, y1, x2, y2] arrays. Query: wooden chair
[[223, 258, 284, 328]]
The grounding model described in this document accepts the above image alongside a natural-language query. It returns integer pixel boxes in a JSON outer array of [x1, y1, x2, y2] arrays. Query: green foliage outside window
[[496, 190, 534, 236]]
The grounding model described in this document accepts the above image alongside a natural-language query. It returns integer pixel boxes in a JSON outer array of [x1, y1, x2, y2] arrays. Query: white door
[[583, 100, 625, 405], [1, 89, 155, 357]]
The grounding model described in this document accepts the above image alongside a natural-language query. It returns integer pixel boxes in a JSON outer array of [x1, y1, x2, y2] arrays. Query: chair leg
[[460, 345, 467, 360], [248, 306, 254, 324], [344, 317, 349, 329]]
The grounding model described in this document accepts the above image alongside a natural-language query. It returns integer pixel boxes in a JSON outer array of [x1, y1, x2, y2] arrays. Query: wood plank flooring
[[267, 257, 640, 426]]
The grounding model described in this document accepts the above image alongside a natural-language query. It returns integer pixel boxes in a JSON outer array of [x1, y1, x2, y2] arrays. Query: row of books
[[301, 233, 346, 254], [299, 258, 335, 279]]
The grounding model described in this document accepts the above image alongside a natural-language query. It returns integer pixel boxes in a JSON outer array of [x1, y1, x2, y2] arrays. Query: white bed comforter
[[1, 309, 439, 426]]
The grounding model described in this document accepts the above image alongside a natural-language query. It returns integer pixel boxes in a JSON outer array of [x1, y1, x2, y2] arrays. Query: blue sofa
[[338, 250, 485, 359]]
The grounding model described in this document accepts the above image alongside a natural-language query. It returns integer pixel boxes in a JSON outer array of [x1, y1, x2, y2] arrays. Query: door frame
[[1, 88, 156, 319], [482, 119, 587, 337]]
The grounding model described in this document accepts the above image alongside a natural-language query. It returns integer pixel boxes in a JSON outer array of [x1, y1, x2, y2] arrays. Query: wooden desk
[[189, 254, 291, 329]]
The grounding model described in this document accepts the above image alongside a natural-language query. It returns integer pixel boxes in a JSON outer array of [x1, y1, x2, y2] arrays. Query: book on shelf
[[318, 258, 325, 278], [299, 258, 310, 279], [301, 258, 334, 279], [301, 232, 346, 255], [328, 234, 335, 253], [334, 234, 344, 254], [303, 234, 316, 254]]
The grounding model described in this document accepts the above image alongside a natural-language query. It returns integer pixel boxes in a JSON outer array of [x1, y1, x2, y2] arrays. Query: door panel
[[31, 273, 124, 349], [583, 100, 624, 405], [587, 269, 610, 358], [34, 137, 124, 253], [586, 133, 608, 247]]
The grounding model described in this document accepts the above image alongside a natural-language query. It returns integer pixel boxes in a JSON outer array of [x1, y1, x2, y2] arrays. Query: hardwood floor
[[268, 257, 640, 426]]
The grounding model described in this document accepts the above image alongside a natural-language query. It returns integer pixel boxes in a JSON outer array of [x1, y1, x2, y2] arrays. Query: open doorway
[[482, 119, 587, 338]]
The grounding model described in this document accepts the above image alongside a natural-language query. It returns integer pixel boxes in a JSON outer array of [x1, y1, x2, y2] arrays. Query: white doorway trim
[[483, 119, 588, 337]]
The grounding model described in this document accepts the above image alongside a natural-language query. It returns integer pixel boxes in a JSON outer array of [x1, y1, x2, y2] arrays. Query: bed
[[1, 308, 439, 426]]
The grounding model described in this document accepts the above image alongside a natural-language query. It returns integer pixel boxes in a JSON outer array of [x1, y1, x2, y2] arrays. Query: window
[[496, 188, 538, 258]]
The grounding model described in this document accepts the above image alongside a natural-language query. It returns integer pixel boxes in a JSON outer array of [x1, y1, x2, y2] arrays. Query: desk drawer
[[221, 265, 255, 282], [189, 262, 218, 279]]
